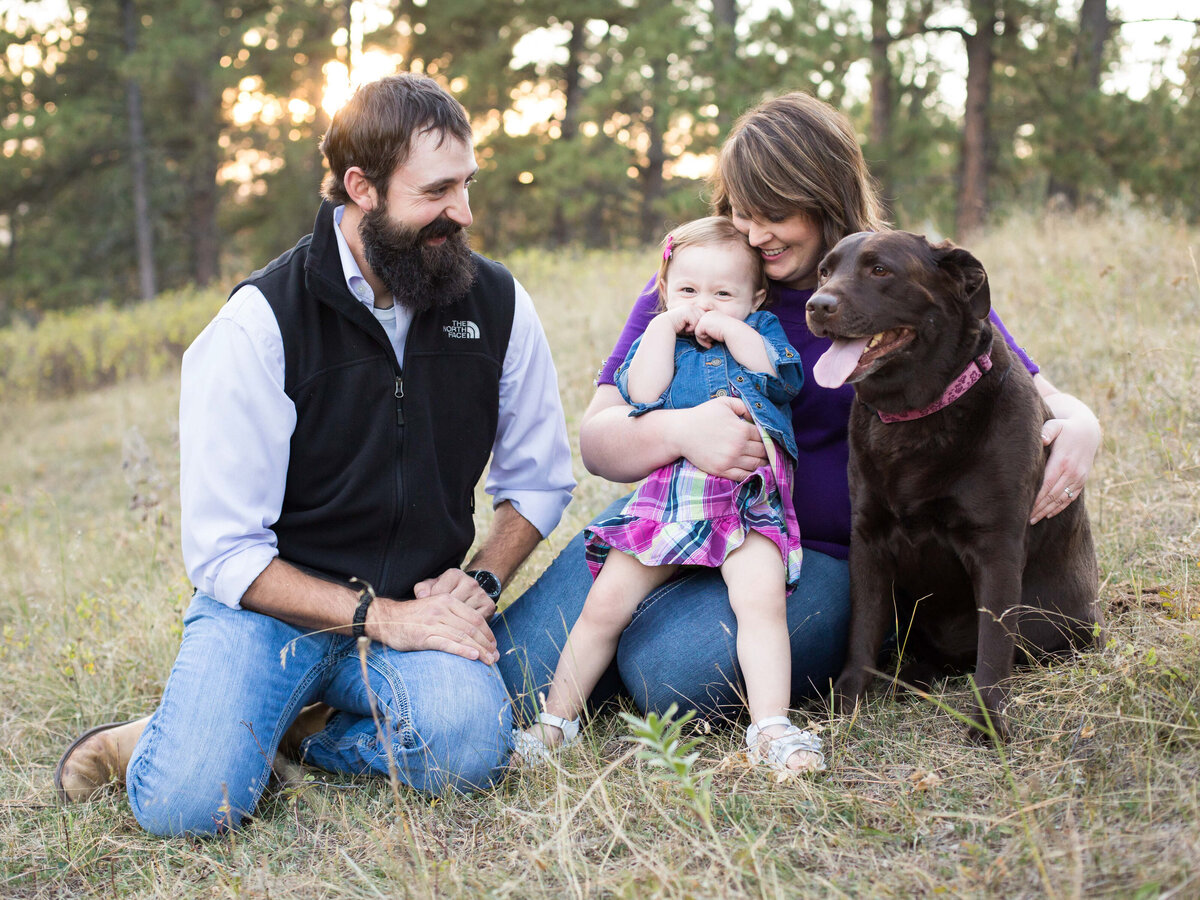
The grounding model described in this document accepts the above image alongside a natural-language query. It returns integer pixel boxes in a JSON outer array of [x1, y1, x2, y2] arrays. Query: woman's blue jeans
[[494, 495, 851, 724], [126, 593, 511, 837]]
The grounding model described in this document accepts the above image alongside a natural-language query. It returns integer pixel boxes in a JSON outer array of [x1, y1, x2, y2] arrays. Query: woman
[[495, 91, 1101, 721]]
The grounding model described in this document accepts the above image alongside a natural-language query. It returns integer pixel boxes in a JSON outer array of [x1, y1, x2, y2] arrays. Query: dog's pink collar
[[877, 351, 993, 424]]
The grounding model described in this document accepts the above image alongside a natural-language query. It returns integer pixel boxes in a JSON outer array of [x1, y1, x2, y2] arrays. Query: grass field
[[1, 208, 1197, 898]]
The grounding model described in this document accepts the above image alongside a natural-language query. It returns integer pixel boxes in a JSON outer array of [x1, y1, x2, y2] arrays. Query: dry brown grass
[[0, 210, 1197, 898]]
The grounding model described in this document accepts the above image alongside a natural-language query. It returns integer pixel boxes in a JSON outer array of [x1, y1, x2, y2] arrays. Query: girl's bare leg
[[721, 531, 817, 769], [528, 551, 677, 748]]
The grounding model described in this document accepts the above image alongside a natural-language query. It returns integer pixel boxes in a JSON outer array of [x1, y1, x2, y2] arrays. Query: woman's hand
[[672, 397, 766, 481], [1030, 375, 1102, 524], [580, 385, 766, 483]]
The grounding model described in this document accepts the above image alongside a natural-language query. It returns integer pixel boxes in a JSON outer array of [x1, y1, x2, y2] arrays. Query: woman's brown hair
[[709, 91, 887, 257]]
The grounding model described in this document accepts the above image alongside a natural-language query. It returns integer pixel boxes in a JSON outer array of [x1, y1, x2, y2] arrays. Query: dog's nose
[[806, 293, 838, 317]]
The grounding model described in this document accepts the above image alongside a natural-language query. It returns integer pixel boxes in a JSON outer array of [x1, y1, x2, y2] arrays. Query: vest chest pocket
[[285, 358, 398, 517]]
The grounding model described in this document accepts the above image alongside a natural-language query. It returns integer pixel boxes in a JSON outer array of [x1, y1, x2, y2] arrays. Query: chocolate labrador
[[805, 231, 1101, 741]]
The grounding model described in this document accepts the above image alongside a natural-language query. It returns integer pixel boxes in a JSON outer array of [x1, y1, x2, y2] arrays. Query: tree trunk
[[869, 0, 894, 219], [550, 21, 585, 247], [712, 0, 736, 30], [122, 0, 156, 300], [956, 3, 997, 238], [1077, 0, 1111, 89], [561, 24, 584, 143], [712, 0, 738, 134], [189, 72, 220, 287], [640, 67, 666, 244], [1047, 0, 1110, 205]]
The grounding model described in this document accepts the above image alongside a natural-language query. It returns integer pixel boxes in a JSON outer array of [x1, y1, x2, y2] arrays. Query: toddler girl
[[514, 217, 824, 772]]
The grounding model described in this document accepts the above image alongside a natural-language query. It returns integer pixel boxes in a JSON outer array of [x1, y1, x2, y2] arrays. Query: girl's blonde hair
[[654, 216, 768, 311], [709, 91, 887, 259]]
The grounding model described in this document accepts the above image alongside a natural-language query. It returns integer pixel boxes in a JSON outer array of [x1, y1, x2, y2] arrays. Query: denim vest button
[[712, 388, 727, 398]]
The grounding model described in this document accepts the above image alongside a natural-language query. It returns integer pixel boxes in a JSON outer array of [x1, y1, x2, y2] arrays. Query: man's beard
[[358, 204, 475, 313]]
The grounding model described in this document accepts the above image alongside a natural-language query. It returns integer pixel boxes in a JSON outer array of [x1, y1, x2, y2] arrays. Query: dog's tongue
[[814, 337, 871, 388]]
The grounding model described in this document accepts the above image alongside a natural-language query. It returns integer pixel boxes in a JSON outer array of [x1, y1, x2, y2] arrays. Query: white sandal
[[746, 716, 826, 772], [511, 712, 581, 763]]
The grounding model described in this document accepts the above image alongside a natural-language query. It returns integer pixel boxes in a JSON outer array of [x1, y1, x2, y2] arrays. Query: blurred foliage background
[[1, 0, 1197, 322]]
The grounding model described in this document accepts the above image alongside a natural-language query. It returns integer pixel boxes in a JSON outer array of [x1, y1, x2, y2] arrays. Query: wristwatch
[[465, 569, 502, 602]]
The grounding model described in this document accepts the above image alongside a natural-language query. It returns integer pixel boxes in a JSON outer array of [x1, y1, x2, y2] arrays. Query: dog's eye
[[871, 265, 889, 276], [817, 267, 829, 282]]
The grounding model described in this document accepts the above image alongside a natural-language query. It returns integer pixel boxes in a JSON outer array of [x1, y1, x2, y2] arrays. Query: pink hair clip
[[662, 235, 674, 262]]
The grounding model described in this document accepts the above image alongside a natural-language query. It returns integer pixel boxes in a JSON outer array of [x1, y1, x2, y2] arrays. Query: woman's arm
[[580, 385, 767, 484], [1029, 373, 1102, 524]]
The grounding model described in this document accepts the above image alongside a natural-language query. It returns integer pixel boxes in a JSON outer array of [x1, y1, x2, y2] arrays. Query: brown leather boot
[[54, 716, 150, 802], [277, 702, 334, 763]]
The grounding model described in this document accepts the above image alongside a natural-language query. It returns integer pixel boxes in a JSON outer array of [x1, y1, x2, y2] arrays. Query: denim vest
[[615, 310, 803, 460]]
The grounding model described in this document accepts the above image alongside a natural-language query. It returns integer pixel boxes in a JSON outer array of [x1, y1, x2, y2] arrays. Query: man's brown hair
[[320, 73, 472, 206]]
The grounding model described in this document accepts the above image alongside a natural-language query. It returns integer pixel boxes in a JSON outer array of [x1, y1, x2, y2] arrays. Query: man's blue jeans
[[494, 495, 851, 723], [126, 593, 511, 837]]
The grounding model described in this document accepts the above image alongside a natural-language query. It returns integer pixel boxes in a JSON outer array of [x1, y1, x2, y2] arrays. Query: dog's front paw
[[832, 673, 870, 715], [965, 705, 1009, 744]]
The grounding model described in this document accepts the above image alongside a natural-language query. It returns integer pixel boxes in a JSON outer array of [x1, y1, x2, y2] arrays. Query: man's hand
[[241, 559, 499, 664], [413, 568, 496, 617], [365, 588, 499, 665]]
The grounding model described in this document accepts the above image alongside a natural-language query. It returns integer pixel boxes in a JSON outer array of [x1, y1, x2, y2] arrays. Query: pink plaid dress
[[584, 429, 803, 588]]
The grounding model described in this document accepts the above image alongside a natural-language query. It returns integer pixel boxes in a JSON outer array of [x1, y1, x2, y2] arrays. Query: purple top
[[596, 277, 1040, 561]]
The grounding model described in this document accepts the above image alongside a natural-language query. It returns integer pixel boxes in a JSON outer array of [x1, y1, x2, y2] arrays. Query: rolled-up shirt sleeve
[[179, 286, 294, 608], [486, 279, 575, 537], [612, 336, 670, 417], [749, 313, 804, 403]]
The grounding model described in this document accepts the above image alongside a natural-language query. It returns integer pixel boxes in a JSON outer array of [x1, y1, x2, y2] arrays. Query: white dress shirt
[[179, 207, 575, 608]]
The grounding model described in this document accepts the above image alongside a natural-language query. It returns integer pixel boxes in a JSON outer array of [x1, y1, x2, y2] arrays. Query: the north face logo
[[443, 320, 480, 339]]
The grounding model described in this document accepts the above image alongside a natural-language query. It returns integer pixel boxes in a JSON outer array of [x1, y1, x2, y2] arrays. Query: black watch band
[[350, 578, 377, 640], [465, 569, 502, 602]]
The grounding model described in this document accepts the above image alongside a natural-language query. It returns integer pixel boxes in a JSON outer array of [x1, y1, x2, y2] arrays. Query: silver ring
[[1064, 487, 1074, 499]]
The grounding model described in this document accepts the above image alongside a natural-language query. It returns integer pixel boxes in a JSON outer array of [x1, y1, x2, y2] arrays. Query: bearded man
[[54, 73, 575, 836]]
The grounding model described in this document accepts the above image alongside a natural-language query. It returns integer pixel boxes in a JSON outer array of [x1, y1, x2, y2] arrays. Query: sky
[[741, 0, 1197, 104], [7, 0, 1197, 106], [1105, 0, 1197, 96]]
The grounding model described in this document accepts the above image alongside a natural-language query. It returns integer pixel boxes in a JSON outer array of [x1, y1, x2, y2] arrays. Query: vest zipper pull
[[394, 375, 404, 426]]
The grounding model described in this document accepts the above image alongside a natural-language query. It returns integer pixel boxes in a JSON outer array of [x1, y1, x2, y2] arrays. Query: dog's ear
[[932, 242, 990, 319]]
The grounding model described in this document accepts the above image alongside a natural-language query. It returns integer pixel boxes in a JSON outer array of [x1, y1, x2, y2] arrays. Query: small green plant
[[619, 702, 713, 828]]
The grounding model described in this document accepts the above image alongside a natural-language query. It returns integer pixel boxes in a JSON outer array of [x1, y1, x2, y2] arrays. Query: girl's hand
[[659, 302, 702, 336], [693, 310, 733, 348]]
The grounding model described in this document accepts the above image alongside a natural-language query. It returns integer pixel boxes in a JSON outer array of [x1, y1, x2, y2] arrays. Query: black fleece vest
[[235, 202, 515, 600]]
